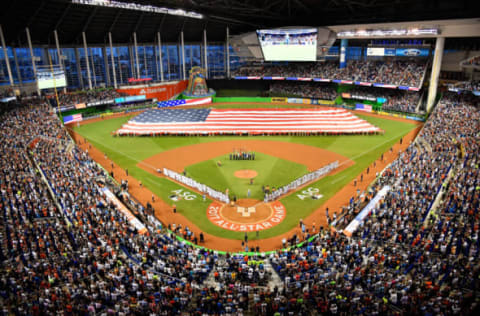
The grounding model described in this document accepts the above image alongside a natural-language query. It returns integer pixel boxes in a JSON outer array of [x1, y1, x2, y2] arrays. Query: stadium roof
[[1, 0, 479, 46]]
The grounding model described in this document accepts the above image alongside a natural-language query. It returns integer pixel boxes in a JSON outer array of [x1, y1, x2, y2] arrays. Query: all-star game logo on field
[[206, 200, 287, 232]]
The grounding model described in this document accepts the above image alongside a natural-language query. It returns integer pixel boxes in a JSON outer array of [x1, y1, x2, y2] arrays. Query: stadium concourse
[[0, 89, 478, 314]]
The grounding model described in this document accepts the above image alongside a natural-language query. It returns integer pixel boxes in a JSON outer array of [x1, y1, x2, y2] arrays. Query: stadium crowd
[[233, 59, 427, 87], [50, 88, 127, 107], [345, 86, 422, 113], [448, 80, 480, 92], [268, 82, 421, 113], [271, 91, 478, 315], [269, 82, 337, 100], [0, 90, 479, 315], [462, 56, 480, 67]]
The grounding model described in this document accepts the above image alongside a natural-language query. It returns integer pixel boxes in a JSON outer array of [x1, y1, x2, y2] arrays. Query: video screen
[[37, 68, 67, 90], [257, 28, 317, 61]]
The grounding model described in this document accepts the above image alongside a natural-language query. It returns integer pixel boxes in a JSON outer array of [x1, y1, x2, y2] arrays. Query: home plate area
[[207, 199, 286, 232]]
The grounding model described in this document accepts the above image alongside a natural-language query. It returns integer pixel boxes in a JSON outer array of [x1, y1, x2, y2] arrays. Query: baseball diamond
[[3, 3, 479, 314], [72, 105, 420, 245]]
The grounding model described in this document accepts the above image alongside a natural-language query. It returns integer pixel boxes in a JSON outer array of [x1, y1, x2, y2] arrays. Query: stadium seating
[[233, 60, 428, 88], [268, 82, 421, 113], [447, 80, 480, 93], [49, 88, 127, 108], [0, 92, 478, 314], [346, 86, 422, 113], [269, 82, 337, 100]]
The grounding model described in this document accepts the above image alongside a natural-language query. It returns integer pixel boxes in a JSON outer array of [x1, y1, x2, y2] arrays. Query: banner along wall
[[117, 80, 188, 100]]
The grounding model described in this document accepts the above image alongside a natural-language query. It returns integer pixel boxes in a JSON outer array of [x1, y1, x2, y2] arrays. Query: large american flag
[[116, 108, 382, 135]]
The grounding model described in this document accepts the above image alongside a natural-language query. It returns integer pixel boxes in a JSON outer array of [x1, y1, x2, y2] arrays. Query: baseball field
[[71, 102, 420, 250]]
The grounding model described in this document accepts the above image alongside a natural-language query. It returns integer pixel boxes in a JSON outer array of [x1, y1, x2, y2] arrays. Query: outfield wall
[[212, 96, 335, 105]]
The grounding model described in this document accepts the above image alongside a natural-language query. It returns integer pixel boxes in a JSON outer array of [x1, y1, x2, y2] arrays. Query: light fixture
[[71, 0, 204, 19]]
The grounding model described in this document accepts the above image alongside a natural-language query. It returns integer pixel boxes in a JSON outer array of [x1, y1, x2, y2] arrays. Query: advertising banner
[[396, 48, 429, 57], [125, 95, 146, 102], [343, 186, 391, 237], [287, 98, 305, 104], [320, 100, 335, 105], [271, 97, 287, 103], [340, 39, 347, 68], [385, 48, 396, 56], [311, 99, 335, 105], [117, 80, 187, 101], [101, 188, 147, 234], [86, 99, 115, 107], [366, 47, 385, 56], [128, 77, 152, 83]]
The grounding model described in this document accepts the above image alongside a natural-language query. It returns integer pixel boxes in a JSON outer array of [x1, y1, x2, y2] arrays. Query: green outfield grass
[[72, 104, 419, 241], [185, 152, 309, 200]]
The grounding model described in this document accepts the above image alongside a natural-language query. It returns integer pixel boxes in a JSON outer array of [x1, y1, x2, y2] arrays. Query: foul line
[[329, 129, 417, 185], [67, 127, 160, 172]]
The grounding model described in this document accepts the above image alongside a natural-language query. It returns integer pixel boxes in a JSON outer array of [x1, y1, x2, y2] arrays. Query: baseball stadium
[[0, 0, 479, 314]]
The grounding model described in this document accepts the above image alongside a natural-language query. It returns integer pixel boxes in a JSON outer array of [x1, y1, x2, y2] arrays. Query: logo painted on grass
[[169, 189, 197, 201], [296, 187, 323, 200], [206, 201, 286, 232]]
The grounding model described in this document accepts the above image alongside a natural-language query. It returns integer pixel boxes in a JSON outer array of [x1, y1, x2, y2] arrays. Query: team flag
[[355, 103, 372, 112], [63, 114, 83, 124]]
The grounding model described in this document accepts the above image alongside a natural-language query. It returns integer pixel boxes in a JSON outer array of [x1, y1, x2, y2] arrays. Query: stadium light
[[71, 0, 204, 19], [337, 27, 438, 38]]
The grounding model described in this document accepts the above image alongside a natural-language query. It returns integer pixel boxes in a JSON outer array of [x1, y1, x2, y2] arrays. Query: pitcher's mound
[[234, 169, 258, 179]]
